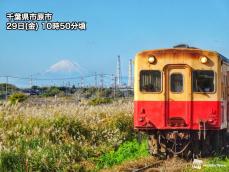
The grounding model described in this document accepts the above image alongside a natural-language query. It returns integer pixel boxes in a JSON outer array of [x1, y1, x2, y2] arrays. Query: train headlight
[[200, 56, 208, 64], [148, 56, 156, 64]]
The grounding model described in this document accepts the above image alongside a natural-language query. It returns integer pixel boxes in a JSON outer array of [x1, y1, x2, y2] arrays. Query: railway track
[[129, 158, 191, 172], [102, 155, 191, 172], [131, 160, 165, 172]]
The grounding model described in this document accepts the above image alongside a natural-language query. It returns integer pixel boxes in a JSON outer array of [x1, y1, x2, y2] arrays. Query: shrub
[[8, 93, 27, 104], [96, 139, 148, 169], [43, 86, 63, 97], [88, 97, 112, 106]]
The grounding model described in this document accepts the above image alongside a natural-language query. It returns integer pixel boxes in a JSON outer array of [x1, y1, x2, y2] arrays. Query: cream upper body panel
[[134, 48, 221, 101]]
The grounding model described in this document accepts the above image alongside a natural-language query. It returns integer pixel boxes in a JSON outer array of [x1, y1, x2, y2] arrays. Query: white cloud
[[46, 59, 82, 73]]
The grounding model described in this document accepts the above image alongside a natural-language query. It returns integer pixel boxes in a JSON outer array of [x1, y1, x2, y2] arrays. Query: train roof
[[137, 47, 229, 63], [219, 53, 229, 63]]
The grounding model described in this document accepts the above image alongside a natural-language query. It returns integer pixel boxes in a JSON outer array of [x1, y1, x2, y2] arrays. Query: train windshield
[[140, 70, 161, 92], [192, 70, 214, 92]]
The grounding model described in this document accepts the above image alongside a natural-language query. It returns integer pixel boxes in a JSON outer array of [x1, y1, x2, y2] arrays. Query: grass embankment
[[0, 100, 148, 171]]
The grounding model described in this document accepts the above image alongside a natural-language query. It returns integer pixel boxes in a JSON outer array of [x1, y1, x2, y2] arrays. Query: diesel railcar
[[134, 45, 229, 158]]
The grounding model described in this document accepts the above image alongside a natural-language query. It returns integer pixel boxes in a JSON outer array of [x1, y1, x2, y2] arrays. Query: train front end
[[134, 47, 228, 157]]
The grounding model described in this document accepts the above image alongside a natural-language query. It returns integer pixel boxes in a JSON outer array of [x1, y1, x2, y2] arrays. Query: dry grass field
[[0, 99, 137, 171]]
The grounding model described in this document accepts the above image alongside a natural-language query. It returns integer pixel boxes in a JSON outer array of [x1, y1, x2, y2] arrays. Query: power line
[[0, 73, 130, 89], [0, 74, 115, 81]]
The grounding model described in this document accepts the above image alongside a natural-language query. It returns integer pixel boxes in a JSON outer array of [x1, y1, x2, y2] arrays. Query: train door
[[165, 65, 191, 128]]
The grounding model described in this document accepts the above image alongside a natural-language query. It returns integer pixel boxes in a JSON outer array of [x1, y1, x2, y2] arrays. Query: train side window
[[192, 70, 214, 92], [170, 73, 183, 93], [140, 70, 161, 92]]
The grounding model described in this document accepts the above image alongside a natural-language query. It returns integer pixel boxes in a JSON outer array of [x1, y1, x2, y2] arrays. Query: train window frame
[[170, 73, 184, 93], [139, 70, 162, 93], [192, 70, 215, 93]]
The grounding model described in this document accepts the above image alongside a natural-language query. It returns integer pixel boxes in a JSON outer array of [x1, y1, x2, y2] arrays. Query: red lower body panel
[[134, 101, 221, 130]]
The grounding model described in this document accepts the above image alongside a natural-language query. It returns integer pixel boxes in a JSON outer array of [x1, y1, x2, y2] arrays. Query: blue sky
[[0, 0, 229, 86]]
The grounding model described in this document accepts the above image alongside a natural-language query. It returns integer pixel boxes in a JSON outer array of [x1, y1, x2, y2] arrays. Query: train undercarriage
[[147, 129, 228, 159]]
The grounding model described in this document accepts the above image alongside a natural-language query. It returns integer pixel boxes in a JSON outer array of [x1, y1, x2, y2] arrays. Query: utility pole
[[67, 81, 70, 96], [116, 55, 121, 87], [30, 75, 33, 88], [99, 73, 104, 97], [80, 76, 84, 88], [100, 73, 104, 89], [95, 72, 97, 88], [128, 59, 133, 88], [5, 76, 8, 101], [30, 75, 33, 95], [113, 75, 117, 98]]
